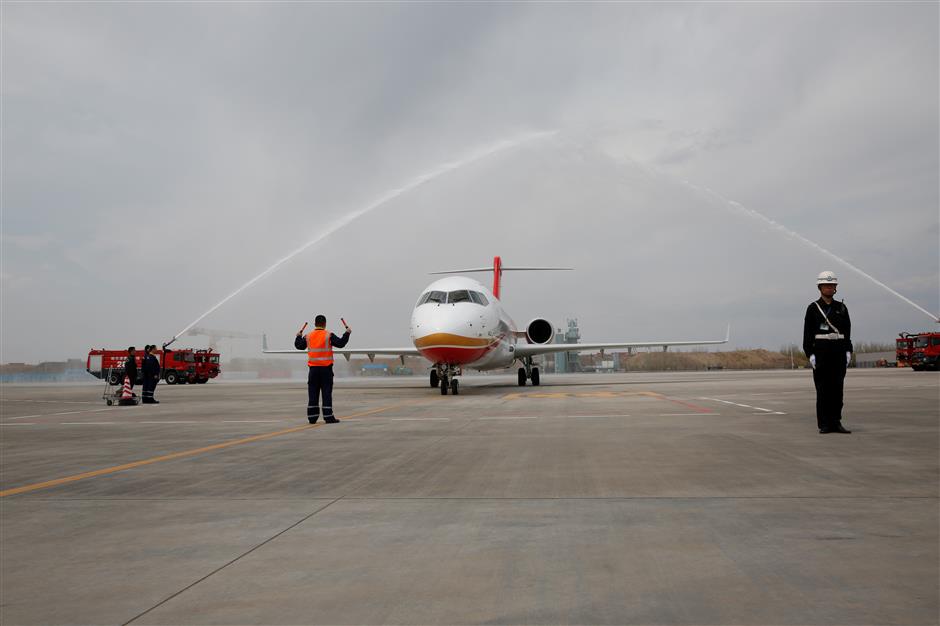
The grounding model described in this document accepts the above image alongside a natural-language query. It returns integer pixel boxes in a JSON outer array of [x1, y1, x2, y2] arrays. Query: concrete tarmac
[[1, 369, 937, 625]]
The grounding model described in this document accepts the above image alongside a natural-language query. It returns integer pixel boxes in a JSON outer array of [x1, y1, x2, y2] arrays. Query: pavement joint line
[[122, 496, 345, 626], [6, 407, 114, 420], [0, 403, 401, 498], [0, 399, 97, 404], [390, 417, 451, 421], [480, 416, 539, 419]]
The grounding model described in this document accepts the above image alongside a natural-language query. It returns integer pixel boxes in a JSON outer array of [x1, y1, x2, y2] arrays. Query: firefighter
[[124, 347, 138, 391], [295, 315, 350, 423], [803, 271, 853, 434], [141, 345, 161, 404]]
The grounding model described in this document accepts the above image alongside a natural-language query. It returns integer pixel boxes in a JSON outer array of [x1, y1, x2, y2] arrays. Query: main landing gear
[[434, 364, 461, 396], [517, 356, 540, 386]]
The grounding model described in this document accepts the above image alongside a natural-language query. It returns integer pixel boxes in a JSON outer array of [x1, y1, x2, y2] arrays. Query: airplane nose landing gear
[[436, 364, 461, 396], [518, 357, 540, 386]]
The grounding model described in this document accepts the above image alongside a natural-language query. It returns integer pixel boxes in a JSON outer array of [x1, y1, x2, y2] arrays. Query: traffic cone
[[118, 376, 137, 405]]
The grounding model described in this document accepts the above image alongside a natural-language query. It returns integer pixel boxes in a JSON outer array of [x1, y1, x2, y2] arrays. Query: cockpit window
[[447, 290, 472, 303], [424, 291, 446, 304], [470, 291, 488, 306]]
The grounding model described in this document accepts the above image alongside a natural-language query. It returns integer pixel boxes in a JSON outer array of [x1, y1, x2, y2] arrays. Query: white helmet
[[817, 270, 838, 285]]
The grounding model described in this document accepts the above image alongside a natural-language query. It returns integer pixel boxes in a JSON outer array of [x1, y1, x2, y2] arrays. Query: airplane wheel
[[518, 368, 527, 386], [440, 376, 448, 395], [430, 370, 439, 388], [531, 367, 540, 386], [451, 379, 459, 395]]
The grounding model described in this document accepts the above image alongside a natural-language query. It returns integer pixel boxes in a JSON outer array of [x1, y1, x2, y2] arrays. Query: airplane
[[264, 256, 729, 395]]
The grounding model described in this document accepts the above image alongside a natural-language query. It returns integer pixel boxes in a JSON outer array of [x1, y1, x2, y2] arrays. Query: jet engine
[[525, 318, 555, 344]]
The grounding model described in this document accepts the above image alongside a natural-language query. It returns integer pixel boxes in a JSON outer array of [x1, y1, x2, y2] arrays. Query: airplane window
[[448, 290, 471, 303], [417, 292, 431, 306], [425, 291, 446, 304], [469, 291, 488, 306]]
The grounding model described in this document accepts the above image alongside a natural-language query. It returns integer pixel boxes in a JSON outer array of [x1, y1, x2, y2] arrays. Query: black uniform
[[123, 355, 138, 389], [803, 298, 853, 431], [142, 353, 161, 403], [295, 329, 350, 423]]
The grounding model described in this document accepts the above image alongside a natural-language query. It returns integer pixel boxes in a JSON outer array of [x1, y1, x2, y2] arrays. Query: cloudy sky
[[3, 2, 937, 363]]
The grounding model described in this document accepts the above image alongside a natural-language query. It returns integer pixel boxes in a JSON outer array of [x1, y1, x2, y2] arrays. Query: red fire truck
[[911, 332, 940, 371], [86, 348, 221, 384], [896, 332, 917, 368]]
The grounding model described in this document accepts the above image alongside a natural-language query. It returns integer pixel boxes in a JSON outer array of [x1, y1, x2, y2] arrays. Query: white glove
[[846, 352, 851, 366], [809, 354, 816, 369]]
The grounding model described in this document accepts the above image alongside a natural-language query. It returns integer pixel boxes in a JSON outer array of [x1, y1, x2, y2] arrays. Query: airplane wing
[[262, 335, 422, 363], [514, 325, 731, 358]]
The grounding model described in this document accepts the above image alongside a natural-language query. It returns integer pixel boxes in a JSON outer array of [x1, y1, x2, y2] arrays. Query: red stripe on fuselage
[[419, 346, 489, 365]]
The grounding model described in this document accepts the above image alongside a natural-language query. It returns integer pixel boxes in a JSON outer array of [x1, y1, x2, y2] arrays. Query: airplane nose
[[411, 304, 492, 340]]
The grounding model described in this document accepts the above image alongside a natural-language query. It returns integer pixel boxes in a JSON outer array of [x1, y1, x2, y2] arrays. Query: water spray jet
[[667, 174, 939, 324], [164, 130, 557, 347]]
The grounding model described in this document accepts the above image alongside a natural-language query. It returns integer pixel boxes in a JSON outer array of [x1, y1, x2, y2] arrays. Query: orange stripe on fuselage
[[413, 333, 493, 349]]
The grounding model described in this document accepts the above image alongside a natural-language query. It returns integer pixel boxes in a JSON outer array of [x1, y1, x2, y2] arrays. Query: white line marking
[[700, 397, 779, 413], [658, 413, 722, 416], [544, 413, 633, 420], [138, 421, 198, 424], [222, 420, 281, 423], [7, 408, 114, 420], [62, 422, 116, 425], [0, 423, 37, 426]]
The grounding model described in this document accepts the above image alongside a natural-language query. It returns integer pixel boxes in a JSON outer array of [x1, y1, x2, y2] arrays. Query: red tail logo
[[492, 256, 502, 300]]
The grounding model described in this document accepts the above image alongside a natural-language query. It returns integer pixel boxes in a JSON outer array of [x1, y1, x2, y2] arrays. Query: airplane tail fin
[[430, 256, 573, 299]]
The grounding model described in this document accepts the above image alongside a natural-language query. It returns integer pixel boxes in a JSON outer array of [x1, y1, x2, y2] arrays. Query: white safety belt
[[814, 302, 842, 336]]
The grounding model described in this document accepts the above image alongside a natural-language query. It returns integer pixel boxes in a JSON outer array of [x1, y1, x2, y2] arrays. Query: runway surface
[[1, 369, 937, 625]]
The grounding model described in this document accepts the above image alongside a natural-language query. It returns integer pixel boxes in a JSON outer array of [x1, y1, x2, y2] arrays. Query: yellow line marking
[[0, 404, 398, 498]]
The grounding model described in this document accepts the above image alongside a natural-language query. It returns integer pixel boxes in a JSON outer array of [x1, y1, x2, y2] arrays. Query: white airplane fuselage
[[409, 276, 519, 371]]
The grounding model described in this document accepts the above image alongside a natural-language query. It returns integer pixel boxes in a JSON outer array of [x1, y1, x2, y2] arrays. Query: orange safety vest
[[306, 329, 334, 367]]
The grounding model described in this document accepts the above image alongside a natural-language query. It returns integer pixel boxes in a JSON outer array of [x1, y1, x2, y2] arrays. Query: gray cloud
[[2, 2, 937, 363]]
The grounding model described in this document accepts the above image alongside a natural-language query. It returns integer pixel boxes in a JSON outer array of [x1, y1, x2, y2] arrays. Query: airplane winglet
[[725, 324, 731, 343]]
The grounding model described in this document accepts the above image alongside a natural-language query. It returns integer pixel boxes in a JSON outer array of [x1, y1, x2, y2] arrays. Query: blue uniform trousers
[[307, 365, 334, 421]]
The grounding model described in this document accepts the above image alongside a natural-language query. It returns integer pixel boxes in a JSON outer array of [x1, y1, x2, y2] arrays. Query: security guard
[[803, 271, 853, 434], [295, 315, 350, 424]]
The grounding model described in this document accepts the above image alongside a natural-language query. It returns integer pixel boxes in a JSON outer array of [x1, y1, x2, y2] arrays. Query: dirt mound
[[620, 349, 798, 371]]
